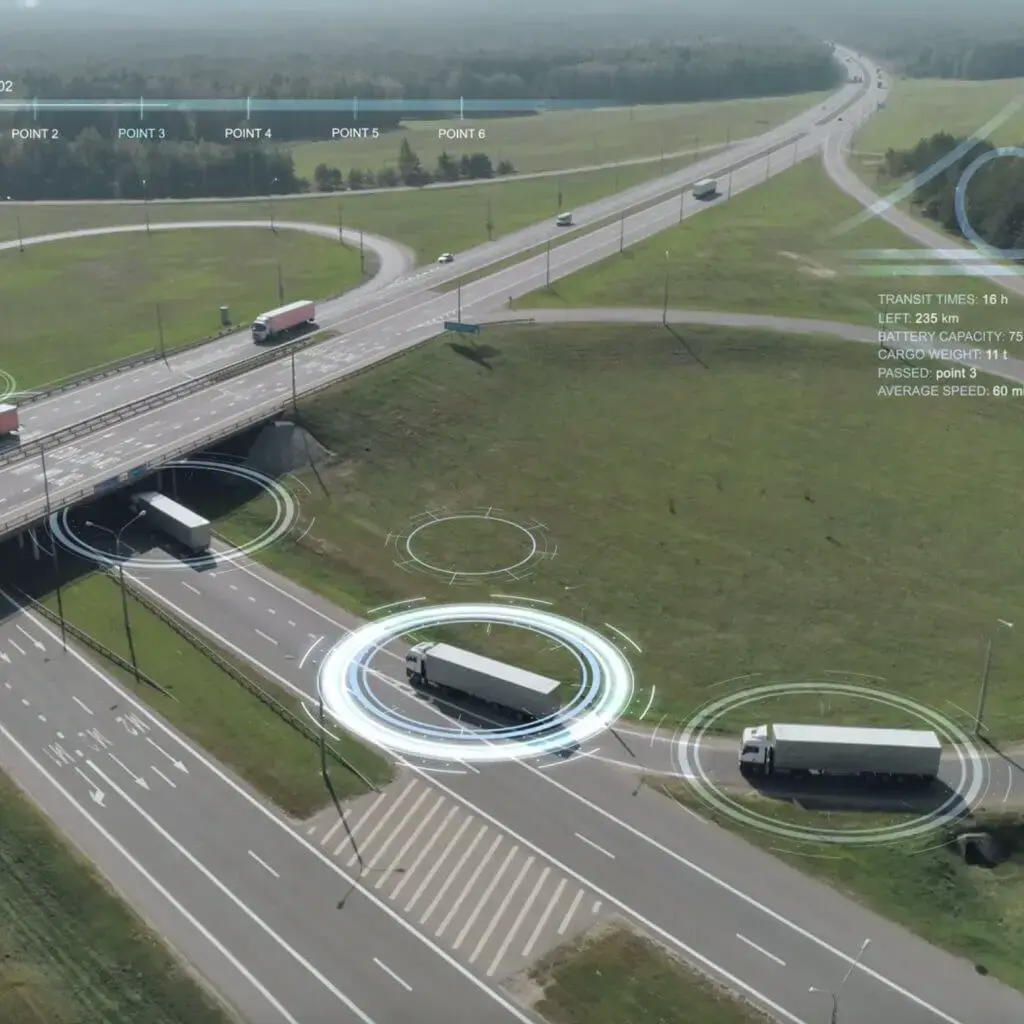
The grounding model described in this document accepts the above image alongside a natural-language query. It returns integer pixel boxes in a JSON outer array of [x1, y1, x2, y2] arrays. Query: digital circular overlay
[[0, 370, 16, 401], [318, 602, 634, 763], [954, 147, 1024, 260], [676, 680, 987, 845], [50, 457, 299, 570], [387, 507, 555, 584]]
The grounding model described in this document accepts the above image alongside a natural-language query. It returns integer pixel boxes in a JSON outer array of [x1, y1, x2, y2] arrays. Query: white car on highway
[[437, 252, 454, 263]]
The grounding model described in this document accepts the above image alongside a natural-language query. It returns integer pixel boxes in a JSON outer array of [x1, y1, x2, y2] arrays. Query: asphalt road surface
[[50, 528, 1022, 1024], [0, 50, 872, 539]]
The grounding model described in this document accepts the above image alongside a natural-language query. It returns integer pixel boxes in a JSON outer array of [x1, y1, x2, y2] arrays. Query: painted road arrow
[[0, 651, 9, 663], [74, 766, 106, 806], [146, 736, 188, 773], [106, 753, 150, 789]]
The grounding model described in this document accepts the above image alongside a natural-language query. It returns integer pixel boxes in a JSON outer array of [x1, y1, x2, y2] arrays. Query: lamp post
[[86, 513, 146, 685], [809, 938, 871, 1023], [545, 241, 551, 288], [270, 177, 278, 232], [975, 618, 1014, 736], [40, 450, 66, 650], [662, 249, 670, 324], [141, 177, 150, 235]]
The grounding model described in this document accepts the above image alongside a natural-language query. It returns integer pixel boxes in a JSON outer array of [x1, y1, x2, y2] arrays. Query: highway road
[[49, 512, 1021, 1024], [0, 53, 871, 539]]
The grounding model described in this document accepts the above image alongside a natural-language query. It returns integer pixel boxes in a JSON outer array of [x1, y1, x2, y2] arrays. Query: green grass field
[[517, 158, 1024, 328], [0, 158, 695, 268], [214, 322, 1024, 739], [0, 228, 362, 390], [40, 571, 390, 815], [855, 77, 1024, 157], [0, 772, 232, 1024], [661, 782, 1024, 993], [290, 91, 831, 179], [530, 925, 772, 1024]]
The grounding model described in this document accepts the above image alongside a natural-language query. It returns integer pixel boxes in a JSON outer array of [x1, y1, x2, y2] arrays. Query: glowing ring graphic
[[0, 370, 15, 401], [676, 681, 987, 845], [318, 602, 634, 763], [954, 147, 1024, 259], [389, 508, 555, 584], [49, 457, 299, 570]]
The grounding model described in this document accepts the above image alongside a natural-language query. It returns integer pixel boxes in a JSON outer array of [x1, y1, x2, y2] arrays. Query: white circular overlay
[[676, 680, 988, 845], [50, 457, 298, 570], [318, 602, 635, 763]]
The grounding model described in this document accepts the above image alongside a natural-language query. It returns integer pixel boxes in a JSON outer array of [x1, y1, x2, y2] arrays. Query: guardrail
[[0, 327, 328, 471], [16, 585, 176, 701], [121, 573, 379, 792], [17, 324, 244, 408]]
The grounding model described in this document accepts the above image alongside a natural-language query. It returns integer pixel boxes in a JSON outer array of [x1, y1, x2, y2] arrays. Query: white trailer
[[251, 300, 316, 343], [131, 491, 211, 554], [738, 723, 941, 782], [692, 178, 717, 199], [405, 642, 561, 721]]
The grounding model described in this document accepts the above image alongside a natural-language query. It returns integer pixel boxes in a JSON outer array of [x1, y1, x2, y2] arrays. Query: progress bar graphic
[[0, 97, 626, 117]]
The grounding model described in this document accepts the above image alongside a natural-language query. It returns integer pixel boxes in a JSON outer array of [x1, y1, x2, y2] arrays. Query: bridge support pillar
[[28, 527, 40, 561], [171, 468, 178, 500], [17, 531, 25, 549]]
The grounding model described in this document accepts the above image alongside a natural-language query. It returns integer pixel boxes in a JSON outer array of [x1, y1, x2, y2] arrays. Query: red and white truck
[[0, 403, 20, 439], [251, 300, 316, 343]]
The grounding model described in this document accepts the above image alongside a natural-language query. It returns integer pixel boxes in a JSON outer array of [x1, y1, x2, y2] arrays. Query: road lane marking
[[366, 786, 432, 871], [373, 958, 412, 992], [398, 811, 469, 908], [254, 628, 278, 645], [430, 829, 497, 932], [0, 722, 300, 1024], [86, 761, 379, 1023], [320, 803, 360, 848], [347, 780, 419, 867], [72, 695, 93, 715], [522, 877, 566, 958], [738, 933, 786, 967], [471, 855, 534, 964], [249, 850, 281, 879], [487, 864, 548, 975], [558, 889, 585, 935], [575, 832, 615, 858], [151, 766, 176, 788], [181, 581, 201, 595], [376, 793, 445, 890], [454, 846, 516, 951]]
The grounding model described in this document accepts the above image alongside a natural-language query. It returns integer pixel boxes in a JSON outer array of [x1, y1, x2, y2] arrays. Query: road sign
[[443, 321, 480, 334]]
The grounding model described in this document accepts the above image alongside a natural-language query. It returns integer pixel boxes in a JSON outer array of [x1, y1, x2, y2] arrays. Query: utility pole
[[142, 178, 150, 236], [662, 249, 670, 324], [485, 199, 493, 241], [156, 302, 165, 360], [277, 261, 285, 305], [809, 938, 871, 1024], [545, 241, 551, 288], [337, 203, 344, 245], [619, 213, 625, 253], [40, 450, 66, 651], [16, 213, 24, 253], [457, 281, 462, 322], [359, 230, 365, 274], [290, 349, 298, 415], [975, 619, 1014, 735]]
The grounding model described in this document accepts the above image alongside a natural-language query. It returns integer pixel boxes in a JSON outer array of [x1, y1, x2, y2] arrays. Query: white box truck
[[131, 491, 212, 554], [405, 642, 561, 721], [692, 178, 717, 199], [738, 723, 942, 782], [0, 404, 19, 438], [251, 300, 316, 343]]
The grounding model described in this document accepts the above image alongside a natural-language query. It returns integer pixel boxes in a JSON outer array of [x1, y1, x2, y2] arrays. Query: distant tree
[[397, 138, 423, 185], [313, 163, 343, 191], [346, 167, 367, 190], [496, 159, 516, 176], [466, 153, 493, 179], [436, 150, 459, 182], [377, 166, 400, 188]]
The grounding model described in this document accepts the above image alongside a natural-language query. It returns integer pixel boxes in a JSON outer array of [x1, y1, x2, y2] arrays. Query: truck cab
[[692, 178, 717, 199], [738, 724, 770, 773], [405, 644, 428, 685], [555, 212, 573, 227]]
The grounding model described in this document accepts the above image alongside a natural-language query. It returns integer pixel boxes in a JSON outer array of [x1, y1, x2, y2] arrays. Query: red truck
[[251, 300, 316, 343], [0, 403, 19, 438]]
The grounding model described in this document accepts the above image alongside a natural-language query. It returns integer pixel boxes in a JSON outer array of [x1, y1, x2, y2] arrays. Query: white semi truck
[[131, 491, 212, 554], [405, 642, 561, 721], [251, 300, 316, 343], [738, 723, 942, 783]]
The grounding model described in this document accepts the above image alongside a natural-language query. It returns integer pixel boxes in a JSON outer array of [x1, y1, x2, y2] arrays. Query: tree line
[[881, 132, 1024, 250], [313, 139, 514, 191]]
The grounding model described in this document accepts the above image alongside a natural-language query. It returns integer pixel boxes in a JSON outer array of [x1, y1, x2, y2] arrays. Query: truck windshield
[[741, 745, 759, 756]]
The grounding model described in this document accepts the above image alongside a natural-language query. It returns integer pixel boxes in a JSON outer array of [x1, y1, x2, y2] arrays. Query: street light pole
[[142, 177, 150, 235], [156, 302, 165, 361], [619, 213, 625, 253], [457, 281, 462, 322], [40, 450, 66, 651], [678, 189, 684, 223], [545, 241, 551, 288], [337, 203, 344, 245], [809, 938, 870, 1023], [975, 619, 1014, 735], [270, 177, 278, 233], [290, 349, 298, 415], [277, 261, 285, 305], [17, 213, 24, 253], [662, 249, 670, 324]]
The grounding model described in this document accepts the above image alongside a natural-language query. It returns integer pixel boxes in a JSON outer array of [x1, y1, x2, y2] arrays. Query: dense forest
[[0, 41, 840, 200], [882, 132, 1024, 250]]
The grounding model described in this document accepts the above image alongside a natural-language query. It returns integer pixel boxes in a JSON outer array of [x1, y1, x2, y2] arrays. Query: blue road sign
[[443, 321, 481, 334]]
